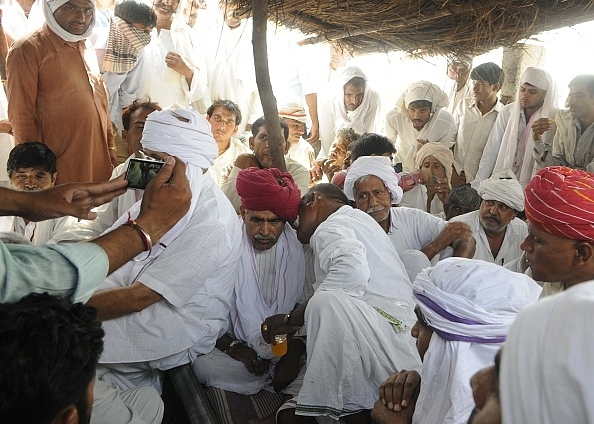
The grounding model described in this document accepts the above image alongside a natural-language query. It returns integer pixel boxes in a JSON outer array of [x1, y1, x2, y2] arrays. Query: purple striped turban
[[524, 166, 594, 241]]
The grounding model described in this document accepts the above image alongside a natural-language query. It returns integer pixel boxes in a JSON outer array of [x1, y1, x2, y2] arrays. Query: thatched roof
[[231, 0, 594, 57]]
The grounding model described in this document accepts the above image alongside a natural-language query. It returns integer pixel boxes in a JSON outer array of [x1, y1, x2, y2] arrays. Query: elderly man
[[445, 55, 473, 114], [513, 166, 594, 294], [318, 65, 381, 155], [87, 108, 242, 396], [279, 101, 316, 170], [261, 183, 421, 423], [474, 67, 558, 188], [533, 74, 594, 172], [6, 0, 118, 184], [452, 62, 505, 186], [451, 169, 527, 265], [206, 99, 251, 186], [344, 155, 474, 268], [139, 0, 209, 111], [221, 116, 310, 212], [194, 167, 311, 412], [371, 258, 541, 424], [386, 80, 455, 172]]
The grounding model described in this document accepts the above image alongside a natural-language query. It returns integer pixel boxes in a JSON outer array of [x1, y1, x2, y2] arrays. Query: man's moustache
[[483, 213, 500, 223], [255, 234, 276, 241], [366, 206, 385, 214]]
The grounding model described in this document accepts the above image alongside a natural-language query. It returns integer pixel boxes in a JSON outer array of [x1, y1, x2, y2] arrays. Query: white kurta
[[386, 108, 455, 172], [387, 207, 448, 254], [295, 206, 421, 418], [287, 138, 315, 170], [450, 210, 527, 265], [208, 137, 251, 186], [139, 23, 209, 111], [453, 98, 502, 183], [399, 184, 445, 215], [98, 176, 242, 389], [0, 214, 76, 246], [446, 79, 473, 115]]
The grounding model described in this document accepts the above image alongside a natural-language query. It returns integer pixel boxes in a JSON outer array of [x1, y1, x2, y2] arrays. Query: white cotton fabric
[[412, 257, 541, 424], [231, 223, 305, 359], [386, 207, 449, 256], [501, 281, 594, 424], [386, 83, 455, 172], [279, 99, 308, 123], [344, 156, 403, 203], [209, 137, 251, 186], [44, 0, 96, 42], [478, 168, 524, 212], [295, 206, 421, 418], [493, 67, 558, 186], [399, 184, 445, 216], [415, 141, 454, 183]]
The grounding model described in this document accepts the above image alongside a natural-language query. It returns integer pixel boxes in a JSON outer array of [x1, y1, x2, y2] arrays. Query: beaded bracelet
[[123, 220, 153, 261]]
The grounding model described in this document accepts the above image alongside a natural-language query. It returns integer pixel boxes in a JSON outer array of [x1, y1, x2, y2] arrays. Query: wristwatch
[[282, 312, 303, 330]]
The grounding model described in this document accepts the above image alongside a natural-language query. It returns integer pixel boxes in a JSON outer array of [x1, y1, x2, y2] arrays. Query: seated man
[[344, 155, 474, 278], [261, 183, 421, 423], [207, 99, 251, 186], [221, 116, 310, 212], [385, 81, 455, 172], [279, 101, 316, 170], [89, 108, 242, 394], [194, 167, 311, 408], [0, 293, 163, 424], [371, 258, 541, 424], [0, 142, 76, 245], [451, 169, 527, 265], [50, 99, 162, 243]]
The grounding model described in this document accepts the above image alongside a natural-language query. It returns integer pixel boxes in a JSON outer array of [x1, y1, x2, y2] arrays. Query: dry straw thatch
[[230, 0, 594, 57]]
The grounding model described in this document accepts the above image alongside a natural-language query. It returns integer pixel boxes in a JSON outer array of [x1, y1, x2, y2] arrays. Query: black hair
[[304, 183, 349, 206], [114, 0, 157, 27], [408, 99, 432, 110], [345, 76, 366, 90], [0, 293, 104, 423], [251, 116, 290, 142], [350, 133, 395, 161], [569, 74, 594, 97], [7, 142, 57, 176], [207, 99, 242, 125], [470, 62, 505, 87], [121, 99, 161, 131]]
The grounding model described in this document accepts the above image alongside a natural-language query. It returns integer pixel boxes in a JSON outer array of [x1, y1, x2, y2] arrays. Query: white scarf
[[331, 65, 376, 131], [231, 223, 305, 359], [344, 156, 403, 204], [493, 67, 558, 187], [44, 0, 96, 42]]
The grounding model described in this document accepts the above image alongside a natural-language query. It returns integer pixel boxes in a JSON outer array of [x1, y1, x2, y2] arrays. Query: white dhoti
[[295, 290, 420, 418]]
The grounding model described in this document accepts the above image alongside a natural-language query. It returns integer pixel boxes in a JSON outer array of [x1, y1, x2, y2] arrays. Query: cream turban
[[397, 81, 449, 113], [415, 142, 454, 184], [478, 169, 525, 212], [141, 107, 217, 170], [45, 0, 96, 42], [278, 100, 307, 124], [344, 156, 403, 204]]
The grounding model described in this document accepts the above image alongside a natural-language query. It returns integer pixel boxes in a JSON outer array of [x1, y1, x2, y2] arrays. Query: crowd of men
[[2, 1, 594, 424]]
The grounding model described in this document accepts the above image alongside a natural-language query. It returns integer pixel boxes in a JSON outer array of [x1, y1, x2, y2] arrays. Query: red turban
[[236, 167, 302, 222], [525, 166, 594, 241]]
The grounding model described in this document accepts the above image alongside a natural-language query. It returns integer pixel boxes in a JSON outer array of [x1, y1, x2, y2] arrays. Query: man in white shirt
[[452, 62, 504, 186], [195, 167, 311, 410], [385, 80, 455, 172], [279, 101, 316, 170], [445, 55, 473, 114], [0, 142, 76, 245], [206, 99, 251, 186], [451, 169, 527, 266], [261, 183, 421, 423]]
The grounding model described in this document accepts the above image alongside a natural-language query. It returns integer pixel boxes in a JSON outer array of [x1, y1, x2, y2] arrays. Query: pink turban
[[525, 166, 594, 241], [236, 167, 302, 222]]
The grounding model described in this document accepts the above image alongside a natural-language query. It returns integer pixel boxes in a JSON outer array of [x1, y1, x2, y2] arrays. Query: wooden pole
[[0, 10, 8, 92], [252, 0, 287, 172]]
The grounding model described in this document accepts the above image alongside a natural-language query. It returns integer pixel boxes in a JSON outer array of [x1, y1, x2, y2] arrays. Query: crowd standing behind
[[2, 0, 594, 423]]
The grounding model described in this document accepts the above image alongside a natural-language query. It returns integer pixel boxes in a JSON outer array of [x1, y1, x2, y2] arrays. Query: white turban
[[344, 156, 403, 204], [415, 142, 454, 184], [141, 107, 217, 170], [501, 281, 594, 424], [478, 169, 525, 212], [412, 257, 541, 424], [278, 100, 307, 124], [397, 80, 448, 113], [44, 0, 96, 42]]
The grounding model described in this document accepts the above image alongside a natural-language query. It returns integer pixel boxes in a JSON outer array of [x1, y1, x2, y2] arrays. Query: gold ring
[[262, 324, 268, 332]]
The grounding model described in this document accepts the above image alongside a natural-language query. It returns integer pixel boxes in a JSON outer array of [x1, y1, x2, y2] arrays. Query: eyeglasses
[[211, 115, 236, 128]]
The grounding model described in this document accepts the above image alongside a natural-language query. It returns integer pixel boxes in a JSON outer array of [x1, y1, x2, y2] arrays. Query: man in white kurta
[[279, 101, 316, 170], [445, 56, 473, 114], [452, 62, 504, 185], [90, 108, 241, 393], [139, 0, 209, 111], [261, 183, 421, 421], [473, 67, 558, 188], [385, 81, 455, 172], [194, 167, 311, 402], [318, 65, 381, 155], [451, 170, 527, 265]]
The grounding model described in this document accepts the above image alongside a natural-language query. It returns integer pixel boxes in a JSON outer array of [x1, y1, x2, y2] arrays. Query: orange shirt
[[7, 23, 115, 184]]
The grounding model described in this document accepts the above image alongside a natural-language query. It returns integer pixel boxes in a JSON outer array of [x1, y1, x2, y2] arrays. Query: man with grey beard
[[450, 169, 527, 266]]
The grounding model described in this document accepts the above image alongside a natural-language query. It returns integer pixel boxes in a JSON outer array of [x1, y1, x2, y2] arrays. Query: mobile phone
[[125, 158, 165, 190]]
